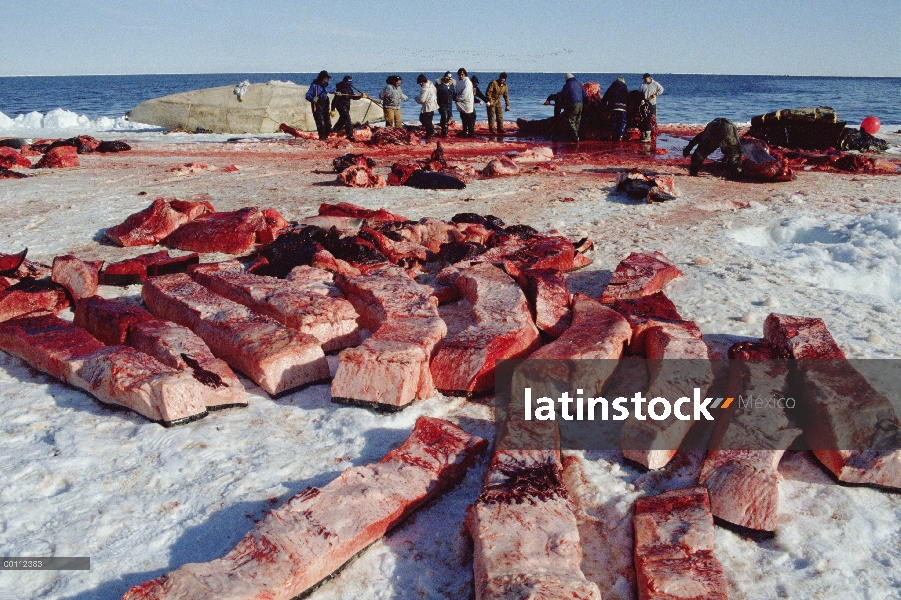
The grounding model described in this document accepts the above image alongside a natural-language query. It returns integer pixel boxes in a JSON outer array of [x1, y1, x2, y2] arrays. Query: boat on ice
[[125, 80, 384, 134]]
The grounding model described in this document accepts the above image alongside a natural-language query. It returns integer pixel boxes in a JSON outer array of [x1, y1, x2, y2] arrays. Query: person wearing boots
[[683, 118, 743, 178], [305, 70, 333, 141], [639, 73, 664, 142], [485, 73, 511, 134], [435, 72, 456, 137], [455, 68, 476, 138], [557, 73, 587, 142], [380, 75, 408, 128], [603, 76, 628, 142], [332, 75, 362, 141], [415, 74, 437, 139]]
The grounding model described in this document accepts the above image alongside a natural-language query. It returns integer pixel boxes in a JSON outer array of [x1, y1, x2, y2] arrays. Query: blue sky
[[3, 0, 898, 77]]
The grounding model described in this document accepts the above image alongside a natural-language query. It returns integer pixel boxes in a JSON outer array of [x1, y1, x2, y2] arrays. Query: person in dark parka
[[305, 70, 333, 141], [557, 73, 587, 142], [683, 118, 743, 178], [435, 72, 456, 137], [603, 76, 629, 142], [332, 76, 362, 141]]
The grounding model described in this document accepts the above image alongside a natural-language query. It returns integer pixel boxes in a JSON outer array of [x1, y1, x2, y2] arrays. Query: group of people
[[547, 73, 664, 142], [305, 69, 510, 141], [382, 69, 511, 140], [304, 71, 364, 141], [307, 69, 743, 179], [305, 69, 663, 144]]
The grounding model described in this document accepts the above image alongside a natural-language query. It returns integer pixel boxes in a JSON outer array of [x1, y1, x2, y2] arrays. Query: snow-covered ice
[[0, 134, 899, 599], [727, 211, 901, 300]]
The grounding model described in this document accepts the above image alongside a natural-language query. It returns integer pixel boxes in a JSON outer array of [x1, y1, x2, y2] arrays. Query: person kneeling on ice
[[683, 118, 743, 178], [306, 70, 333, 141]]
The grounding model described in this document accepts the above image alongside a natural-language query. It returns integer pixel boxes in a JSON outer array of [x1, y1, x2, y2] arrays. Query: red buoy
[[861, 116, 881, 135]]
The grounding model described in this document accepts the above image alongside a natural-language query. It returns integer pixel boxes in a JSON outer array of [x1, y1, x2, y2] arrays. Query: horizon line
[[1, 71, 899, 79]]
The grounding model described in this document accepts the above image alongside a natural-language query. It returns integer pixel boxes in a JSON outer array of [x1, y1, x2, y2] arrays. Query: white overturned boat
[[126, 80, 384, 134]]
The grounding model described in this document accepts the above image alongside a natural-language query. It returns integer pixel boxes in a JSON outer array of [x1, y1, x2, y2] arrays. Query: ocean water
[[1, 73, 899, 129]]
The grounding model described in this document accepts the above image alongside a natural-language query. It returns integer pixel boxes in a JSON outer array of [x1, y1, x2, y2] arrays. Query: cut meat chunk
[[128, 320, 247, 409], [0, 279, 69, 322], [337, 164, 387, 188], [164, 207, 266, 254], [622, 320, 711, 470], [522, 268, 572, 339], [600, 252, 683, 303], [466, 452, 600, 600], [310, 248, 362, 276], [416, 269, 461, 305], [100, 250, 197, 286], [430, 263, 540, 397], [477, 235, 586, 280], [762, 312, 845, 360], [0, 249, 28, 275], [187, 259, 244, 277], [0, 146, 32, 168], [644, 320, 706, 359], [51, 255, 102, 300], [105, 198, 213, 247], [74, 296, 247, 409], [33, 145, 79, 169], [700, 342, 800, 532], [454, 221, 494, 245], [145, 253, 199, 278], [189, 265, 360, 352], [530, 293, 632, 360], [285, 265, 338, 295], [0, 313, 104, 381], [73, 296, 154, 346], [317, 202, 408, 226], [764, 314, 899, 488], [466, 413, 600, 600], [481, 155, 520, 178], [70, 346, 210, 424], [334, 266, 440, 330], [331, 266, 445, 409], [358, 227, 430, 266], [256, 208, 290, 244], [167, 199, 213, 220], [612, 292, 683, 356], [14, 259, 51, 279], [0, 315, 209, 425], [397, 217, 465, 252], [633, 487, 728, 600], [122, 417, 487, 600], [516, 237, 581, 272], [298, 215, 361, 232], [797, 361, 901, 489], [531, 293, 632, 396], [142, 274, 328, 395], [100, 250, 170, 286]]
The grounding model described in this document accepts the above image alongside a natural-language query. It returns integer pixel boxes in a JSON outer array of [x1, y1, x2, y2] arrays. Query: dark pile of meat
[[248, 203, 593, 281]]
